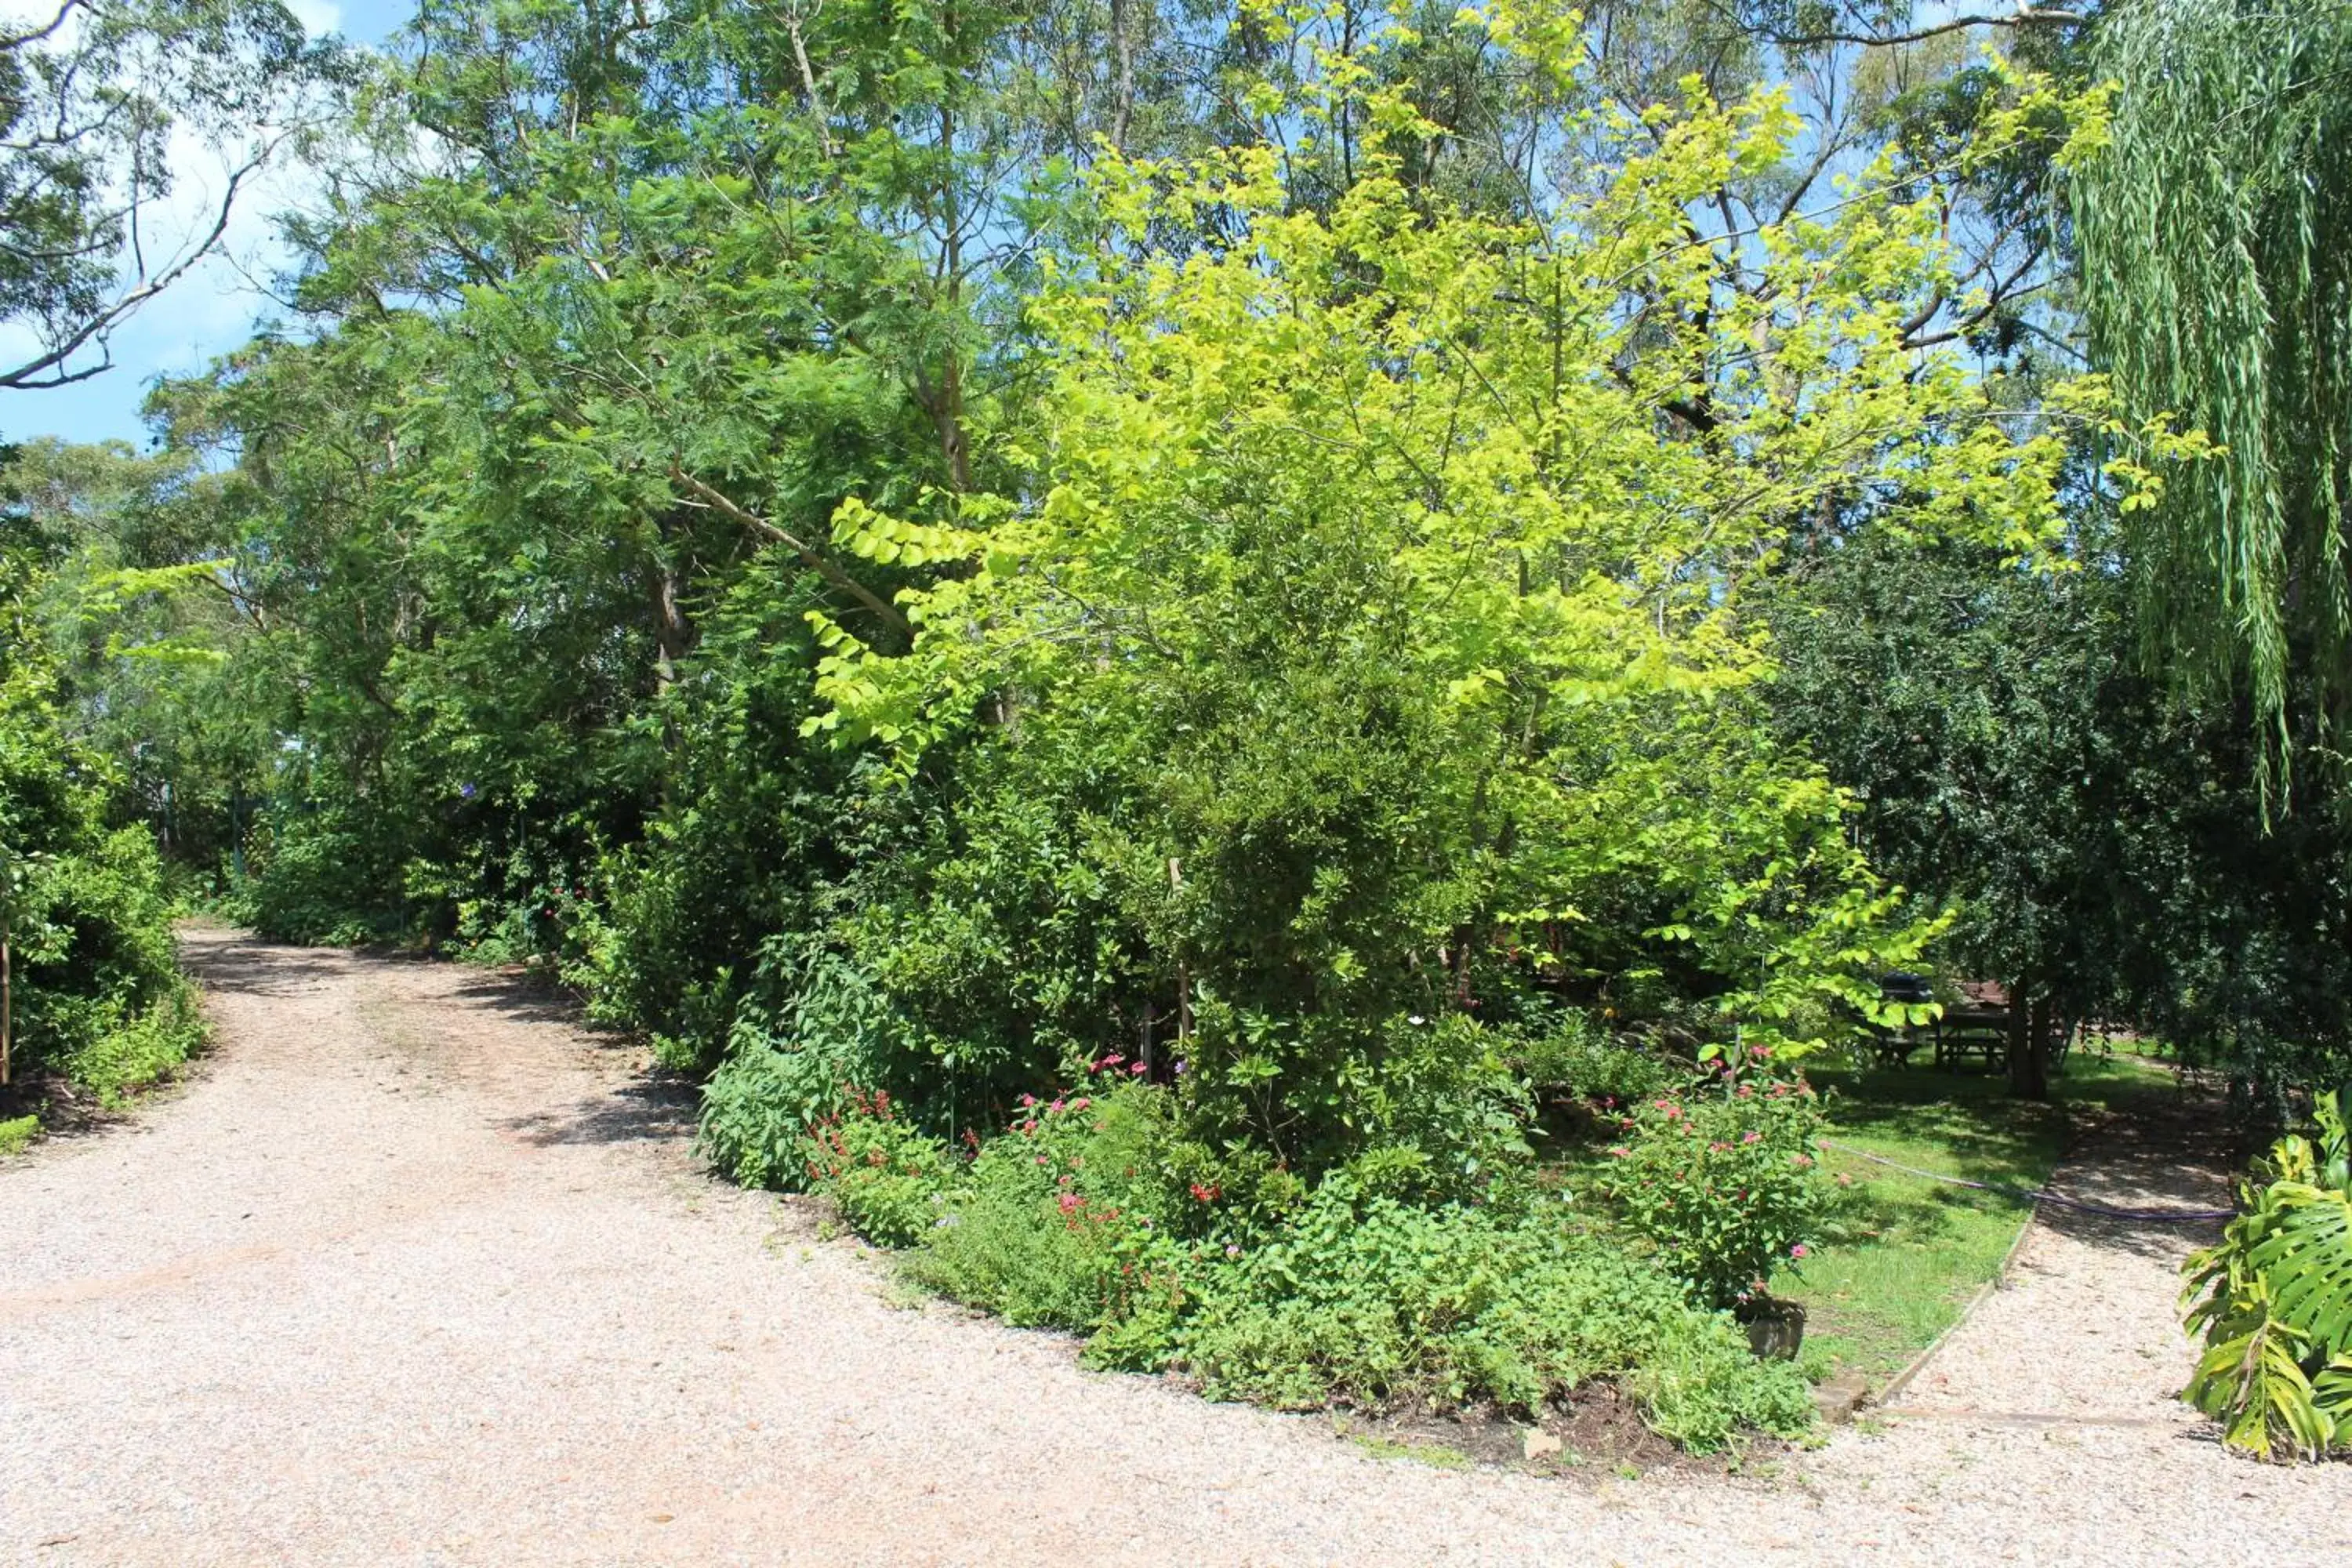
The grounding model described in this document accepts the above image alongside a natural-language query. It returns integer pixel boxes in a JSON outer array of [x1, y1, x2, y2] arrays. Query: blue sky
[[2, 0, 415, 450]]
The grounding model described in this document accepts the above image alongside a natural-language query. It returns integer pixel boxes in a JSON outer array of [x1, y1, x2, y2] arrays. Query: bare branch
[[0, 142, 280, 392], [1706, 2, 2089, 50]]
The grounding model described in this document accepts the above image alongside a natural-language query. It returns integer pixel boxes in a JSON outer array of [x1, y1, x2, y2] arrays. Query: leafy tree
[[804, 21, 2124, 1154], [1769, 525, 2352, 1109]]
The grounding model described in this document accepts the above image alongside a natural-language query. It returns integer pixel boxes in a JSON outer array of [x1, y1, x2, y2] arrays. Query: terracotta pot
[[1736, 1296, 1807, 1360]]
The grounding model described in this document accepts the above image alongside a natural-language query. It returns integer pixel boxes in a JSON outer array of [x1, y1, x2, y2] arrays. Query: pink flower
[[1606, 1145, 1630, 1159], [1709, 1141, 1730, 1152], [1050, 1099, 1065, 1113], [1791, 1153, 1814, 1169], [1130, 1062, 1149, 1075], [1789, 1243, 1809, 1259], [1069, 1097, 1091, 1111], [1742, 1131, 1762, 1145], [1018, 1094, 1036, 1108], [1058, 1192, 1081, 1214]]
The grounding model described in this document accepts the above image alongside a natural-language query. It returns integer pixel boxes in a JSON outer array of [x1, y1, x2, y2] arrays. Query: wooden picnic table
[[1933, 1005, 2011, 1073], [1858, 994, 2013, 1073]]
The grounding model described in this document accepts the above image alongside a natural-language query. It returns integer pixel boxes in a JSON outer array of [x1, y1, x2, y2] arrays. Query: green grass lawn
[[1773, 1047, 2181, 1384]]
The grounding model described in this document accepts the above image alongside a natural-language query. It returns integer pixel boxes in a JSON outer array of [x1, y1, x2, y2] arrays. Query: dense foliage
[[2071, 0, 2352, 791], [0, 487, 202, 1103], [20, 0, 2352, 1453], [802, 1075, 1819, 1453], [1767, 528, 2352, 1116]]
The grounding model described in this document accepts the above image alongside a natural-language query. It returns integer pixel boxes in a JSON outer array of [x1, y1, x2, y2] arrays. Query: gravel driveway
[[2, 927, 2346, 1566]]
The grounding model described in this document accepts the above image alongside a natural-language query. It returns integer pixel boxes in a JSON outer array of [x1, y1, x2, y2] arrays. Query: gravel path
[[2, 927, 2346, 1566]]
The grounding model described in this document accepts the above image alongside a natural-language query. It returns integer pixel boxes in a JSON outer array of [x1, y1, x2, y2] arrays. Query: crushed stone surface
[[2, 926, 2346, 1566]]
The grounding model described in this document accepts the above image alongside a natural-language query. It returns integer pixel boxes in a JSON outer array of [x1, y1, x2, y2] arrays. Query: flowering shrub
[[1600, 1080, 1828, 1308], [904, 1078, 1195, 1351], [800, 1088, 959, 1248]]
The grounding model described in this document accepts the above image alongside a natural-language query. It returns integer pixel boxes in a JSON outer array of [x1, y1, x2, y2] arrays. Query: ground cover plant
[[795, 1069, 1820, 1454]]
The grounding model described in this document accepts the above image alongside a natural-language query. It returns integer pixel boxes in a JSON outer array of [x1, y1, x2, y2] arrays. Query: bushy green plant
[[1171, 1184, 1816, 1451], [907, 1083, 1189, 1341], [229, 806, 409, 946], [2181, 1091, 2352, 1460], [0, 1114, 37, 1155], [1602, 1076, 1829, 1308], [800, 1090, 961, 1249], [695, 942, 908, 1188], [1513, 1009, 1686, 1104], [60, 978, 205, 1105]]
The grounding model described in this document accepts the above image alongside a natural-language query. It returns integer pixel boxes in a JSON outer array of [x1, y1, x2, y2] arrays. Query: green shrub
[[800, 1090, 960, 1248], [62, 978, 205, 1105], [7, 826, 203, 1099], [1172, 1184, 1815, 1451], [906, 1080, 1190, 1338], [808, 1073, 1815, 1455], [695, 942, 913, 1187], [0, 1115, 37, 1156], [227, 807, 410, 946], [1601, 1077, 1828, 1308], [1512, 1010, 1686, 1103], [2181, 1091, 2352, 1460]]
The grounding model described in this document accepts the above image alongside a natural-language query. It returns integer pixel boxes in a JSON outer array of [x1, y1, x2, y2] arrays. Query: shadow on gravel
[[2034, 1102, 2235, 1262], [444, 975, 595, 1029], [178, 939, 347, 1000], [497, 1076, 700, 1148], [2034, 1203, 2227, 1262]]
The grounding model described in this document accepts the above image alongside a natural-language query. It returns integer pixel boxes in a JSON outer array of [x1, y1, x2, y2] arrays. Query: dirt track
[[2, 926, 2345, 1566]]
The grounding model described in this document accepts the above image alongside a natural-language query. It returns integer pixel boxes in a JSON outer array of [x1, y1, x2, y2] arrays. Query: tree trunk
[[2009, 986, 2051, 1100], [1109, 0, 1136, 154], [649, 564, 688, 692]]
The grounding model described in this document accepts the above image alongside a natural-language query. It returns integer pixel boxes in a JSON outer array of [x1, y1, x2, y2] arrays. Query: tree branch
[[667, 466, 913, 641], [1730, 2, 2089, 50], [0, 142, 277, 392]]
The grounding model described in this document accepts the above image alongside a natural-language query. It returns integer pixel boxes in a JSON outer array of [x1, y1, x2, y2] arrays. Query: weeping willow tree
[[2072, 0, 2352, 798]]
